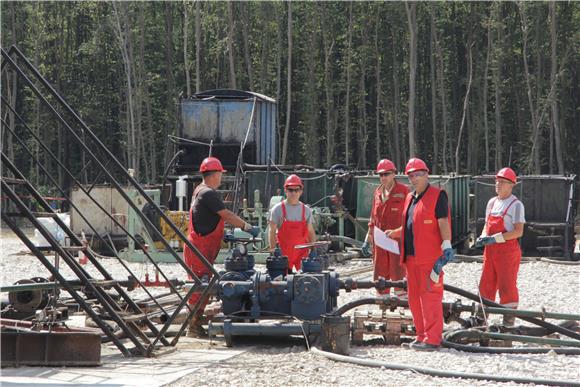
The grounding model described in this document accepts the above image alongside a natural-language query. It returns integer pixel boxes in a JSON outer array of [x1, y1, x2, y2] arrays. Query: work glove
[[431, 240, 455, 282], [247, 226, 261, 238], [223, 232, 236, 243], [475, 233, 505, 248], [361, 241, 371, 257]]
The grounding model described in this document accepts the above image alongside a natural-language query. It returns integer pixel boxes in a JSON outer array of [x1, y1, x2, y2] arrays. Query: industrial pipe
[[443, 330, 580, 355], [209, 321, 321, 337], [311, 347, 580, 386], [443, 283, 580, 341]]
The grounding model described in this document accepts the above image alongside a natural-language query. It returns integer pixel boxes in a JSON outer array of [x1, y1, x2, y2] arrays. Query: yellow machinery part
[[155, 210, 189, 250]]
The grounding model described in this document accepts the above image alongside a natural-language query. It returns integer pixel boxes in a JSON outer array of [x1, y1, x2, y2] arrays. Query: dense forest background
[[2, 1, 579, 186]]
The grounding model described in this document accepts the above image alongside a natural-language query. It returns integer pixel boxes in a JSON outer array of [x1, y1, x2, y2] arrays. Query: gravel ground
[[1, 228, 579, 386]]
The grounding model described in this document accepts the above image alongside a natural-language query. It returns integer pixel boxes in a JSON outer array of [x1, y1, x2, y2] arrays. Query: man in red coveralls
[[362, 159, 409, 297], [475, 167, 525, 327], [386, 158, 453, 351], [268, 174, 317, 272], [184, 156, 260, 337]]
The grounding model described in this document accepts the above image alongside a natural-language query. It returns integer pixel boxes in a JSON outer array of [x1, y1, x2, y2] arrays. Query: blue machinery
[[198, 238, 386, 347]]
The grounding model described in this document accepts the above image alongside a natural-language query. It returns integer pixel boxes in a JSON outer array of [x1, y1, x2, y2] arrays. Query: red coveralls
[[183, 186, 224, 308], [369, 182, 409, 296], [479, 198, 521, 308], [400, 185, 450, 346], [277, 202, 309, 271]]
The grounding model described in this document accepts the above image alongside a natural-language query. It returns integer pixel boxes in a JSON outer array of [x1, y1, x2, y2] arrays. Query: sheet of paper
[[373, 227, 400, 254]]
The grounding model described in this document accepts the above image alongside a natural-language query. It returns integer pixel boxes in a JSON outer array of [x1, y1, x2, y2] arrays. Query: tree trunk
[[241, 3, 254, 90], [226, 2, 237, 89], [343, 2, 353, 165], [321, 8, 335, 167], [431, 6, 448, 173], [281, 2, 292, 165], [358, 58, 368, 168], [482, 10, 492, 173], [164, 2, 176, 168], [112, 2, 137, 173], [275, 6, 282, 159], [454, 40, 474, 173], [549, 2, 564, 174], [195, 0, 201, 93], [374, 12, 382, 164], [405, 2, 417, 157], [392, 29, 402, 168], [493, 3, 503, 170], [429, 7, 438, 174], [183, 1, 191, 96], [518, 4, 540, 173]]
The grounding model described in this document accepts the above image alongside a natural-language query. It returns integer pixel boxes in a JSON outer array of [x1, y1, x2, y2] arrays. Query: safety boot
[[503, 314, 516, 327], [186, 317, 207, 338]]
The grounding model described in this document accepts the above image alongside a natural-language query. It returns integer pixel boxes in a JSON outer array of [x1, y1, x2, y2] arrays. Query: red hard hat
[[284, 174, 304, 188], [496, 167, 517, 183], [376, 159, 396, 174], [199, 157, 226, 173], [405, 158, 429, 174]]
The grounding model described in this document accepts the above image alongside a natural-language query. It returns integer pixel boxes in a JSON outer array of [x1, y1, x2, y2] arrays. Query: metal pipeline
[[443, 283, 580, 341], [443, 329, 580, 355], [311, 347, 580, 386], [209, 320, 321, 337]]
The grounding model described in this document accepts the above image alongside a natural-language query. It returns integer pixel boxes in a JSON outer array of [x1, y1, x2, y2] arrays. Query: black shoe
[[402, 339, 421, 349], [410, 342, 440, 351]]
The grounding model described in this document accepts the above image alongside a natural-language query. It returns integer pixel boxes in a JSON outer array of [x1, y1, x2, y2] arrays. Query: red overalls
[[369, 182, 409, 296], [479, 197, 522, 309], [400, 185, 450, 346], [184, 185, 225, 307], [277, 202, 310, 271]]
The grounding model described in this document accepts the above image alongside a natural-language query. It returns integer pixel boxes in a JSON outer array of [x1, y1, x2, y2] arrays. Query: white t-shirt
[[268, 201, 313, 228], [485, 194, 526, 233]]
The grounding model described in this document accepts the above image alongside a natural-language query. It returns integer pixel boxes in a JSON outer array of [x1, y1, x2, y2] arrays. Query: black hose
[[311, 347, 580, 386], [443, 329, 580, 355], [444, 283, 580, 341], [161, 149, 184, 207]]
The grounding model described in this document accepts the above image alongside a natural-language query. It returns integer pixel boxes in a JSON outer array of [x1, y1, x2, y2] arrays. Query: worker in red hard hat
[[362, 159, 409, 298], [268, 174, 317, 272], [475, 167, 525, 327], [385, 157, 453, 351], [184, 156, 260, 337]]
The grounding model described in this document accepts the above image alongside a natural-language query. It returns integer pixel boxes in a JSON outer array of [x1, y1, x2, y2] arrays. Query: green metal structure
[[354, 175, 471, 245]]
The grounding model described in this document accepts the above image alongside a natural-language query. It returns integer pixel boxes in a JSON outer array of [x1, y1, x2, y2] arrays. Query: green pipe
[[482, 306, 580, 321], [446, 329, 580, 348], [443, 330, 580, 355]]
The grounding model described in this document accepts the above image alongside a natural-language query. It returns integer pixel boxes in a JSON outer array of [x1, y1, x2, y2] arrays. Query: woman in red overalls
[[363, 159, 409, 296], [476, 167, 525, 326], [268, 175, 317, 271]]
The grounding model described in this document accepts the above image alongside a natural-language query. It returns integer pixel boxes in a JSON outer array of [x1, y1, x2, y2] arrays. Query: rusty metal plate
[[1, 330, 101, 367]]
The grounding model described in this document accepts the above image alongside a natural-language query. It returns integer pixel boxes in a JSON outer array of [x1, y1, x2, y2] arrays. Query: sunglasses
[[286, 188, 302, 193], [408, 170, 427, 178], [379, 172, 394, 177]]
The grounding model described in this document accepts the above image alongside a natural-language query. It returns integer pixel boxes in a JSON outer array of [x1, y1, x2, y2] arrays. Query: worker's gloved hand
[[430, 257, 445, 282], [361, 241, 371, 257], [247, 226, 261, 238], [441, 240, 455, 265], [223, 233, 236, 243], [475, 236, 495, 247]]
